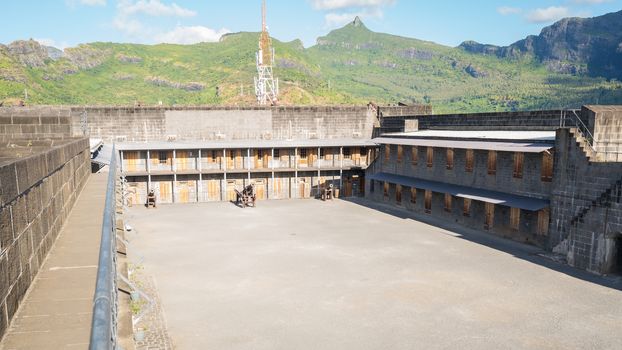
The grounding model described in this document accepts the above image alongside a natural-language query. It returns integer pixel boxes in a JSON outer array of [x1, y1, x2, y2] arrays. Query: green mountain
[[1, 15, 621, 113]]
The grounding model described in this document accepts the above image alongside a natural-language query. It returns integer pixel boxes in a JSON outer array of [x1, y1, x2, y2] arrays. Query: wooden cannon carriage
[[235, 184, 257, 208]]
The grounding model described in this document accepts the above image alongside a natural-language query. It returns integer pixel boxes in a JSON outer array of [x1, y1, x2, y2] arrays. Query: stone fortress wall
[[0, 138, 91, 339]]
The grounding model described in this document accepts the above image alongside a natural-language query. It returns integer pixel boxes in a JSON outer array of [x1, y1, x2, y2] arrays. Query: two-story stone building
[[367, 130, 556, 246], [118, 139, 375, 204]]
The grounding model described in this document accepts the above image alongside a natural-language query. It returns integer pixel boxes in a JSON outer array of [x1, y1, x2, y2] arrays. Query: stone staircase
[[570, 178, 622, 225], [569, 128, 603, 162], [567, 128, 622, 227]]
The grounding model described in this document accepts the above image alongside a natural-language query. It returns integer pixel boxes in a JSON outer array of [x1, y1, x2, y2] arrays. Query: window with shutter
[[427, 147, 434, 168], [513, 152, 524, 178], [446, 148, 454, 170], [465, 149, 474, 172], [444, 193, 452, 212], [411, 146, 418, 166], [510, 207, 520, 230], [425, 190, 432, 213], [487, 151, 497, 175], [541, 151, 554, 182]]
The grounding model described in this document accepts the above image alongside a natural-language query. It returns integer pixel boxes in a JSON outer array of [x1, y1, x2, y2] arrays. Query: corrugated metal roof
[[373, 137, 553, 153], [382, 130, 556, 142], [368, 172, 549, 211], [117, 138, 375, 151]]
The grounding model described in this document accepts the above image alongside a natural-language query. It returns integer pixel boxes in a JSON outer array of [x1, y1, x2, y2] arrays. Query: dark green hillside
[[1, 15, 621, 113]]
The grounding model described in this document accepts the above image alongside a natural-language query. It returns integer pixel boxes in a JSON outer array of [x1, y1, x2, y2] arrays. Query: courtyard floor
[[126, 198, 622, 350]]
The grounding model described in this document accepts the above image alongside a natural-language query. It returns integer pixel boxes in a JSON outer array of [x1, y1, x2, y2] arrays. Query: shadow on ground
[[342, 197, 622, 291]]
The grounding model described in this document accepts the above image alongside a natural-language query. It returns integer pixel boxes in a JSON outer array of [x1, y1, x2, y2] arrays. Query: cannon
[[235, 184, 257, 208], [146, 189, 157, 208]]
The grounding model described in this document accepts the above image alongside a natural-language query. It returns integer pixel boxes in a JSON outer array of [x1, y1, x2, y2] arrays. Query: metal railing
[[89, 146, 119, 350], [561, 110, 622, 161]]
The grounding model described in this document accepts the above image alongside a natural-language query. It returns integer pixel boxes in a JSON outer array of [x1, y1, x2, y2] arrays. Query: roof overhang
[[369, 172, 549, 211], [373, 137, 553, 153], [116, 139, 376, 151]]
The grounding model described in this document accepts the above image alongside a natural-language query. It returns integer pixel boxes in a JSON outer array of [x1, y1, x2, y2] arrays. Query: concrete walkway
[[0, 173, 107, 350]]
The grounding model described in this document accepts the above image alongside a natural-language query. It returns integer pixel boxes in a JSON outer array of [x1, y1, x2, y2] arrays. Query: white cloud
[[65, 0, 106, 7], [311, 0, 394, 28], [497, 6, 522, 15], [526, 6, 570, 23], [311, 0, 395, 10], [80, 0, 106, 5], [156, 26, 230, 44], [573, 0, 612, 3], [111, 1, 226, 45], [117, 0, 196, 18], [324, 7, 383, 27]]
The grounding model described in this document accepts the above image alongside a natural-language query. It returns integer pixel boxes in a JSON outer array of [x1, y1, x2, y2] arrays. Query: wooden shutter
[[411, 146, 418, 166], [444, 193, 452, 212], [384, 144, 390, 162], [541, 151, 554, 182], [538, 208, 550, 236], [427, 147, 434, 168], [513, 152, 524, 178], [463, 198, 471, 217], [383, 181, 389, 199], [425, 190, 432, 213], [485, 203, 495, 229], [487, 151, 497, 175], [397, 145, 403, 163], [396, 184, 402, 204], [465, 149, 474, 172], [510, 207, 520, 230], [410, 187, 417, 203], [446, 148, 454, 170]]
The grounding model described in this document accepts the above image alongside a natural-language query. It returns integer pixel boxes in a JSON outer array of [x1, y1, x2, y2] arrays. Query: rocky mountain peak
[[7, 39, 48, 67], [352, 16, 364, 27]]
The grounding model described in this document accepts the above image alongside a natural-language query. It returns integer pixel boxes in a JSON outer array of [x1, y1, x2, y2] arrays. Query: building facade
[[366, 132, 554, 246], [119, 140, 375, 205]]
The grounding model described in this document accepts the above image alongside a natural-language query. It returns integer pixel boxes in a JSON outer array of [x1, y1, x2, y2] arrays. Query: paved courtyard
[[126, 199, 622, 350]]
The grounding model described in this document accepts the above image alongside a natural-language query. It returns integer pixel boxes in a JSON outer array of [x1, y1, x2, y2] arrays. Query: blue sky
[[1, 0, 620, 49]]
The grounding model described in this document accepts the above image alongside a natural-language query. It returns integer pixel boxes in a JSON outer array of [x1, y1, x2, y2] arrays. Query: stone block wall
[[410, 110, 568, 131], [549, 128, 622, 274], [366, 180, 545, 246], [65, 105, 389, 142], [0, 138, 90, 340], [379, 145, 552, 200], [0, 107, 73, 142], [584, 105, 622, 161]]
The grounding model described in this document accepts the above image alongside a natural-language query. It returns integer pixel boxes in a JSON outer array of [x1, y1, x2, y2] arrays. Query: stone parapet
[[0, 137, 90, 340]]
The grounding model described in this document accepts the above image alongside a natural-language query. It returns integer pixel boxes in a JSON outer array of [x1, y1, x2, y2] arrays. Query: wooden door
[[177, 151, 187, 171], [178, 182, 190, 203], [255, 180, 266, 200], [298, 179, 310, 198], [425, 190, 432, 213], [235, 150, 244, 169], [124, 151, 139, 172], [225, 150, 232, 169], [273, 178, 282, 199], [298, 149, 309, 168], [207, 180, 220, 201], [359, 176, 365, 196], [226, 181, 237, 201], [159, 181, 172, 203], [344, 177, 353, 197], [254, 150, 261, 169], [485, 203, 495, 229]]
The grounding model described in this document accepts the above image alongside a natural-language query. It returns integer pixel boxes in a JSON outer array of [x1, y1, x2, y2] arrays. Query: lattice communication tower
[[254, 0, 279, 105]]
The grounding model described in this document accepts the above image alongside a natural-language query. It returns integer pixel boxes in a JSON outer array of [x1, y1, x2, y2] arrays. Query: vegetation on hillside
[[0, 17, 621, 113]]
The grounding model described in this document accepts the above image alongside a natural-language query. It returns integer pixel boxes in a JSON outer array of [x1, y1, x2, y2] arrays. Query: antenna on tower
[[254, 0, 279, 106]]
